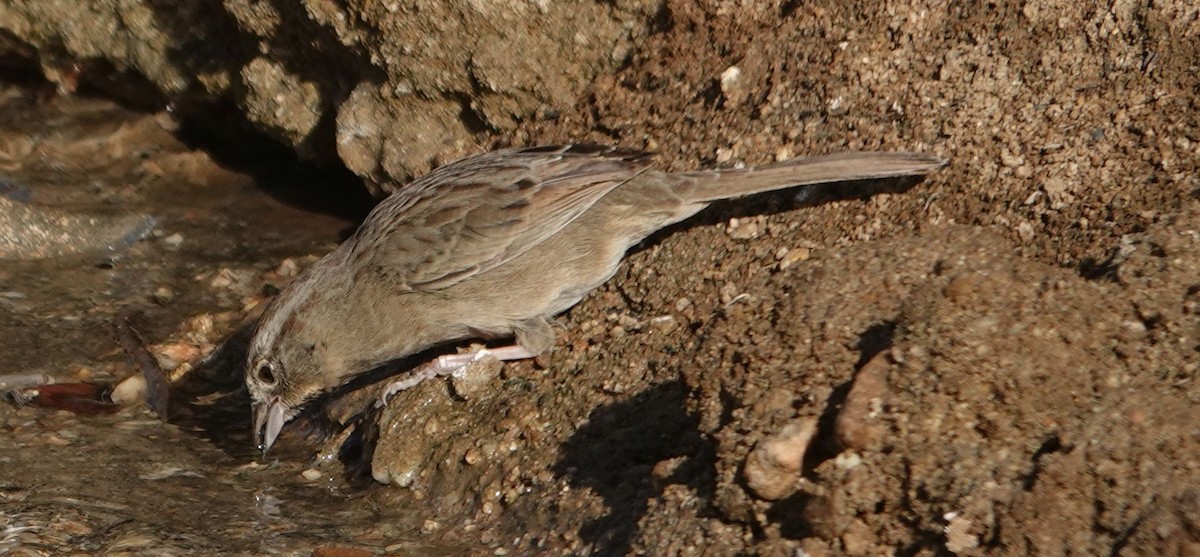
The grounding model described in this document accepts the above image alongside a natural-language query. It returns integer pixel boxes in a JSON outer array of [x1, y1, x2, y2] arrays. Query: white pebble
[[719, 65, 742, 99], [109, 374, 147, 406]]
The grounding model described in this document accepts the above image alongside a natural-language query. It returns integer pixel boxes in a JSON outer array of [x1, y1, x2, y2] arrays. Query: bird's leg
[[433, 345, 536, 371], [377, 345, 536, 407]]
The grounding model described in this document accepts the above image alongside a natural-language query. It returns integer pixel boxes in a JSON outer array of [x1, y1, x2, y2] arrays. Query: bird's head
[[245, 272, 341, 455], [246, 348, 320, 454]]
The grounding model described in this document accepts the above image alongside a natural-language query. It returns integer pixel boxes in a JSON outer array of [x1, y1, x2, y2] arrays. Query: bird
[[246, 144, 945, 453]]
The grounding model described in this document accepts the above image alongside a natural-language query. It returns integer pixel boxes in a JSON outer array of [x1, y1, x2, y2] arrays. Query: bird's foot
[[377, 345, 536, 407]]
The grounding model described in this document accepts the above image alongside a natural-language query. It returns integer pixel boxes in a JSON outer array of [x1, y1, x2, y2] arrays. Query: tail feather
[[668, 151, 946, 203]]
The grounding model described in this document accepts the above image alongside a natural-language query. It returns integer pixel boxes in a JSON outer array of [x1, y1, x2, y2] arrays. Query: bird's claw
[[376, 348, 508, 407], [376, 344, 536, 408]]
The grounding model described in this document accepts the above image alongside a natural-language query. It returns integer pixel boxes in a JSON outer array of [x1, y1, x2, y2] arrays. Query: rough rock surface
[[0, 0, 659, 192]]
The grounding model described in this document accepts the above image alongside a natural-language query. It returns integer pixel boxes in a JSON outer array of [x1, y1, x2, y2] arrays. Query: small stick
[[113, 312, 171, 419]]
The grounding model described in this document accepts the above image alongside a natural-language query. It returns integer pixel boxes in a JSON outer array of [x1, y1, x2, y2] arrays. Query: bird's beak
[[252, 399, 287, 455]]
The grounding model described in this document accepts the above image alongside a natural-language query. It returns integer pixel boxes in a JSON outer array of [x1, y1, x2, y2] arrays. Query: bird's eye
[[256, 363, 277, 386]]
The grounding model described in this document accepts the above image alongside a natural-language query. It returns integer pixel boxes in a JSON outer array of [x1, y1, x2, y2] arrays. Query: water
[[0, 83, 447, 554]]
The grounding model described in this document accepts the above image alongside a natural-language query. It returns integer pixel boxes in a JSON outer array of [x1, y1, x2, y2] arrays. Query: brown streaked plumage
[[247, 144, 945, 452]]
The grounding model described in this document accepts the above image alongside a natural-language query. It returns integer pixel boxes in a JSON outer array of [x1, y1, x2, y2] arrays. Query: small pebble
[[651, 456, 688, 488], [70, 366, 93, 381], [834, 451, 863, 471], [109, 374, 147, 406], [162, 233, 184, 249], [151, 342, 201, 371], [649, 315, 678, 333], [1016, 221, 1036, 241], [720, 65, 743, 102], [275, 258, 300, 278], [719, 283, 742, 305], [999, 149, 1024, 168], [209, 268, 236, 289], [301, 468, 323, 481], [715, 147, 734, 163], [728, 218, 760, 240], [944, 513, 979, 554], [150, 286, 175, 304], [616, 313, 641, 330], [743, 417, 817, 500], [183, 314, 215, 338], [777, 247, 811, 270], [601, 380, 627, 394], [45, 433, 72, 446]]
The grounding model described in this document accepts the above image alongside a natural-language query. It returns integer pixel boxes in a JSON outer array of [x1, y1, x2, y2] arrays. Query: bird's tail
[[664, 151, 946, 203]]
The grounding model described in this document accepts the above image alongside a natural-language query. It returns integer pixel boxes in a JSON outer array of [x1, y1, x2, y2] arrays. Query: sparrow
[[246, 144, 945, 452]]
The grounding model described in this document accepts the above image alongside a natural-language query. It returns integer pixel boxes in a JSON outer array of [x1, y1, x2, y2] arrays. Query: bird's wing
[[350, 144, 652, 291]]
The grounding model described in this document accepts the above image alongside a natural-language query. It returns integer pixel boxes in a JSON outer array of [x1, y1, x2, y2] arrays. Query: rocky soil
[[1, 0, 1198, 556], [362, 1, 1200, 554]]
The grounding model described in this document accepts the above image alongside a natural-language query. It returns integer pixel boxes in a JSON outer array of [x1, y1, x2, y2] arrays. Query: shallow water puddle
[[0, 84, 443, 554]]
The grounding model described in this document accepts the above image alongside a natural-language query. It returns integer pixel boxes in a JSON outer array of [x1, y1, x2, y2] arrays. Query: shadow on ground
[[555, 380, 715, 555]]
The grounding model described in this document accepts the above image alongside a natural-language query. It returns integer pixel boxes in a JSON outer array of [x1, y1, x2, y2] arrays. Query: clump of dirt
[[351, 0, 1200, 554]]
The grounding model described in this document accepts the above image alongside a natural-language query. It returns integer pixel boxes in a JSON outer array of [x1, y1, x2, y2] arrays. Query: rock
[[720, 65, 744, 104], [161, 233, 184, 249], [335, 84, 472, 195], [742, 417, 817, 501], [648, 315, 678, 333], [727, 216, 761, 240], [0, 0, 663, 190], [239, 57, 322, 146], [835, 352, 890, 452], [776, 247, 811, 270], [944, 512, 979, 554], [108, 374, 147, 406], [150, 286, 175, 305], [149, 342, 201, 372]]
